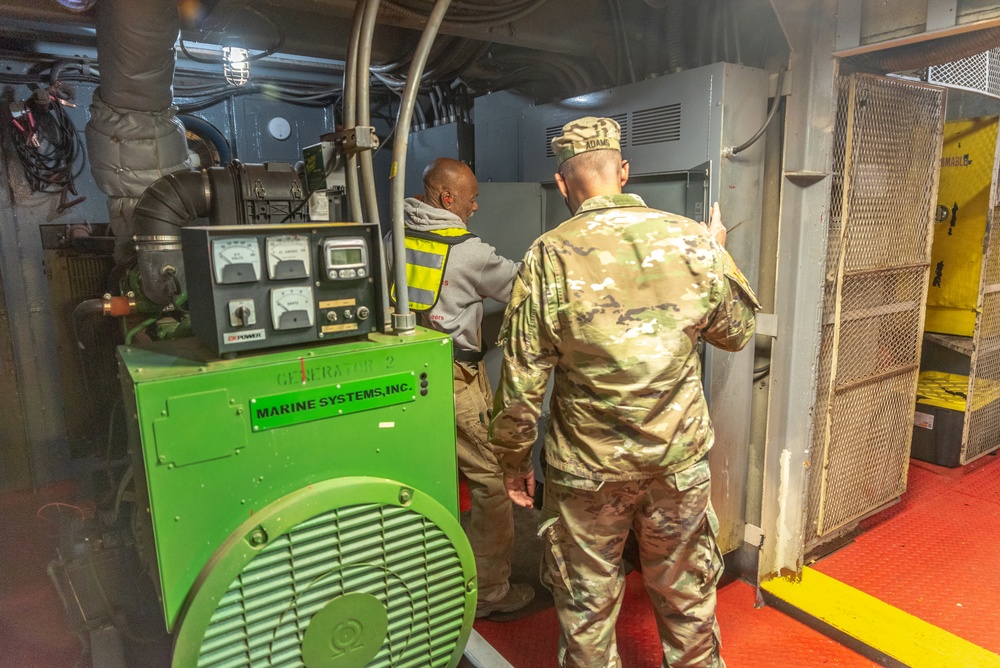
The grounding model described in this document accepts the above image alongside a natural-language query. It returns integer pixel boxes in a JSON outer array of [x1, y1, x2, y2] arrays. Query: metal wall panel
[[404, 121, 475, 198], [473, 91, 532, 183], [807, 74, 944, 544]]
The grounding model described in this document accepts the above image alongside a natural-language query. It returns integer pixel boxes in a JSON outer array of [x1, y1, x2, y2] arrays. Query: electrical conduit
[[389, 0, 453, 333]]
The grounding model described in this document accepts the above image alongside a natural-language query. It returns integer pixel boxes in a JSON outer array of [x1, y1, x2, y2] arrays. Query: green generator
[[119, 221, 476, 667]]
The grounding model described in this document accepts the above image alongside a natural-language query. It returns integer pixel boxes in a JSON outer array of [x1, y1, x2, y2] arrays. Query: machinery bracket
[[327, 126, 380, 158]]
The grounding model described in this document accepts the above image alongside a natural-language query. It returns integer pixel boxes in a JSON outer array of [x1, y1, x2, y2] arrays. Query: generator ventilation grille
[[196, 502, 467, 667]]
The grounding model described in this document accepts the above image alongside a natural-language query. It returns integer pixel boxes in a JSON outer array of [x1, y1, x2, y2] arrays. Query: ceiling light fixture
[[222, 44, 251, 87]]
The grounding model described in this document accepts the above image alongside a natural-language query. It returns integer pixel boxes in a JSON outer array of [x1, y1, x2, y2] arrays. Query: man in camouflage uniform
[[489, 117, 759, 667]]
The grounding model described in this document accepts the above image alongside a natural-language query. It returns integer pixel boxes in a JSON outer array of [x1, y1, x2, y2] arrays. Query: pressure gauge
[[266, 234, 312, 280], [322, 237, 369, 280], [212, 237, 261, 284], [270, 286, 315, 330]]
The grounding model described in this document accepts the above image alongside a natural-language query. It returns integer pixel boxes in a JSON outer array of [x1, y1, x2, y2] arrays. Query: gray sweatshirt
[[395, 197, 518, 353]]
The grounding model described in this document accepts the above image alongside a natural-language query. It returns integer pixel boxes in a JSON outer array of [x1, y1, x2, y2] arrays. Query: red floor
[[812, 454, 1000, 654], [461, 478, 878, 667], [0, 480, 83, 668], [9, 456, 994, 668], [472, 574, 878, 667]]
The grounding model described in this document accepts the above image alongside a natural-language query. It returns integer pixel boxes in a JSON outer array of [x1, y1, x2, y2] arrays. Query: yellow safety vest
[[390, 227, 475, 312]]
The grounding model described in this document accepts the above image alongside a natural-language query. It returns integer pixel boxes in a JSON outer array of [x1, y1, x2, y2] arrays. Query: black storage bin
[[912, 402, 965, 467]]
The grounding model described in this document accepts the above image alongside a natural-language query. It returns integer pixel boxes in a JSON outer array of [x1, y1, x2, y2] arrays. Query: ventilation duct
[[85, 0, 189, 265], [842, 26, 1000, 75]]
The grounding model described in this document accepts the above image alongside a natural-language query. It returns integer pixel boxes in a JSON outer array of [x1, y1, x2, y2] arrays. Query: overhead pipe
[[389, 0, 453, 333], [342, 1, 366, 222], [357, 0, 383, 228], [663, 0, 684, 73]]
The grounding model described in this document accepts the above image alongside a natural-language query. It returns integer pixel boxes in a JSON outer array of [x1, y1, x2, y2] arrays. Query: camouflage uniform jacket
[[489, 193, 759, 482]]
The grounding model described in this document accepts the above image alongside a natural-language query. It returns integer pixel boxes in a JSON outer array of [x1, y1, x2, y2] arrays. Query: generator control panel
[[182, 222, 385, 356]]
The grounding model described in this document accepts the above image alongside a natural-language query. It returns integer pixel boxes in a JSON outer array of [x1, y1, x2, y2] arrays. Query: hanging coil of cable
[[8, 83, 87, 196]]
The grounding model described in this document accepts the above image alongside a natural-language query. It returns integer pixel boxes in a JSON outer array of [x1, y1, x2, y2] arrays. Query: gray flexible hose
[[358, 0, 382, 228], [343, 1, 365, 222], [389, 0, 453, 333]]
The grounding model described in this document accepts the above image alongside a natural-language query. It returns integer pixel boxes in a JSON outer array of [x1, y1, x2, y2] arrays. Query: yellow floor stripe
[[761, 566, 1000, 668]]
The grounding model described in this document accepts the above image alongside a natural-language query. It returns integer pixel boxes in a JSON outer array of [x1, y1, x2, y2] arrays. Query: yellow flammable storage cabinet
[[918, 116, 1000, 465], [925, 116, 997, 335]]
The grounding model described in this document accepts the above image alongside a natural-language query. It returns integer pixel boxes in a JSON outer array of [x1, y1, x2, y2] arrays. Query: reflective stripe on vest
[[390, 228, 475, 312]]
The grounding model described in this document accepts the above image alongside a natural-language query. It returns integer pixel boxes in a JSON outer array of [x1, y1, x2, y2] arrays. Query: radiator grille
[[807, 74, 943, 543], [67, 255, 111, 299], [197, 503, 467, 668]]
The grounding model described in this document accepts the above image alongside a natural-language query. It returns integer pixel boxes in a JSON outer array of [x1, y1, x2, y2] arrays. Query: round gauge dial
[[212, 237, 261, 284], [266, 234, 312, 280], [270, 286, 315, 330]]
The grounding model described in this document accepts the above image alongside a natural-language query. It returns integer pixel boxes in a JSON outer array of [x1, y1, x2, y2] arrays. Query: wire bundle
[[9, 86, 86, 194], [382, 0, 552, 28]]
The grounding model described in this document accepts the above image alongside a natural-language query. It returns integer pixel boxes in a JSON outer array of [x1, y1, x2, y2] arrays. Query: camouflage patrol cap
[[551, 116, 621, 165]]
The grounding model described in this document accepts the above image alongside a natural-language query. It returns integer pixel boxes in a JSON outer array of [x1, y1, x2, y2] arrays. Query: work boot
[[475, 583, 535, 619]]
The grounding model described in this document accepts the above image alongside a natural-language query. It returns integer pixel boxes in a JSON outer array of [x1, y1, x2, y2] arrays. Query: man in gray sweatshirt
[[393, 157, 534, 618]]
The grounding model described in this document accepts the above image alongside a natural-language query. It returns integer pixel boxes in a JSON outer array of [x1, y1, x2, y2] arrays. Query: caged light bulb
[[223, 46, 251, 87]]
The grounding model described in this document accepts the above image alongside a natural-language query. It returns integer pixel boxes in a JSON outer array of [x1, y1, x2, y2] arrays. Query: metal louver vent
[[197, 503, 467, 668], [544, 125, 561, 158], [631, 104, 681, 146]]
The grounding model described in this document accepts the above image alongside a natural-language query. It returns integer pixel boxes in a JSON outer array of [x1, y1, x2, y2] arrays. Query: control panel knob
[[357, 306, 370, 320], [228, 299, 256, 327], [326, 311, 339, 323], [344, 309, 354, 321]]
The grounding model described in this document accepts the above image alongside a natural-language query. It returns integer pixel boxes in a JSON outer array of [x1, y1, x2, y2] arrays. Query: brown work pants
[[454, 359, 514, 604]]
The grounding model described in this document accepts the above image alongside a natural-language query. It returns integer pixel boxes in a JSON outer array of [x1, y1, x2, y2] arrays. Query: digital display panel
[[329, 247, 363, 266]]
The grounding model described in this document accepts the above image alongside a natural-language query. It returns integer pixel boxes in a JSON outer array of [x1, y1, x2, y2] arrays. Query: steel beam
[[0, 135, 71, 487], [759, 0, 839, 579]]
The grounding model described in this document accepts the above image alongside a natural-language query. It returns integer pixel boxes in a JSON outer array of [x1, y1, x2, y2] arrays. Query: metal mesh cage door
[[963, 127, 1000, 463], [807, 74, 945, 543]]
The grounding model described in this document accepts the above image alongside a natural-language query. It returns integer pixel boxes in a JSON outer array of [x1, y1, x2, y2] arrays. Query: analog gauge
[[270, 286, 315, 330], [212, 237, 261, 284], [266, 234, 312, 280]]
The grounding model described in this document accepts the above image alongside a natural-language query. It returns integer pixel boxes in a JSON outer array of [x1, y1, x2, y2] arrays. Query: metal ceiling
[[0, 0, 785, 100]]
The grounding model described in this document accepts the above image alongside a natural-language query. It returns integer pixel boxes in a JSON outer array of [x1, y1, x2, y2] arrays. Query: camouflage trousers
[[540, 458, 725, 668], [454, 360, 514, 605]]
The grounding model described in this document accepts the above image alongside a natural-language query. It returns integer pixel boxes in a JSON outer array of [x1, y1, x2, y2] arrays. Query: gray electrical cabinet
[[471, 62, 770, 554]]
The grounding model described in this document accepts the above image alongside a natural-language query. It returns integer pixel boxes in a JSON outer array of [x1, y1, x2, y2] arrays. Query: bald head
[[422, 158, 479, 223], [554, 149, 630, 214]]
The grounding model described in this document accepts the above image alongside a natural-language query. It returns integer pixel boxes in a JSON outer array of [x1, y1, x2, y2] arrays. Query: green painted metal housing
[[118, 329, 476, 666]]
